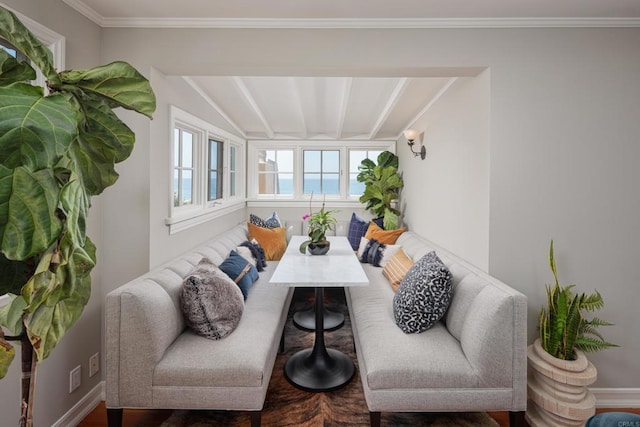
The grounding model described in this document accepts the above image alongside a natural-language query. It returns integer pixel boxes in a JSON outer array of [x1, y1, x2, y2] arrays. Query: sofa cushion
[[382, 248, 414, 292], [249, 211, 282, 228], [219, 250, 259, 300], [180, 258, 244, 340], [365, 221, 405, 244], [247, 222, 287, 261], [393, 251, 453, 333], [357, 238, 401, 268]]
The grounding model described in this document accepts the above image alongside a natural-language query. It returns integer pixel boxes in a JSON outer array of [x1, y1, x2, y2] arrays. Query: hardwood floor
[[79, 404, 640, 427]]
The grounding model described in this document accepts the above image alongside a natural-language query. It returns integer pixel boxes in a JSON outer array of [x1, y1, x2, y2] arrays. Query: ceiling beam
[[335, 78, 352, 140], [289, 77, 308, 139], [368, 78, 409, 140], [183, 77, 247, 138], [233, 77, 275, 139]]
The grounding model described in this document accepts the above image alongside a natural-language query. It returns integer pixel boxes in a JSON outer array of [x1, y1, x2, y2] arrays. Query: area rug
[[160, 288, 499, 427]]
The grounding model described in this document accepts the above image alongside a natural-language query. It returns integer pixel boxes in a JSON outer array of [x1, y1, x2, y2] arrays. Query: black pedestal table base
[[284, 287, 354, 391], [293, 304, 344, 331]]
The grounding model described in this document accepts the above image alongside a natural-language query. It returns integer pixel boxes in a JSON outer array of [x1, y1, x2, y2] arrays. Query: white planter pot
[[526, 338, 597, 426]]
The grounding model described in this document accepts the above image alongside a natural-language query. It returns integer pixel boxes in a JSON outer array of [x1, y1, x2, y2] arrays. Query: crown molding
[[61, 0, 104, 25], [99, 17, 640, 29], [57, 1, 640, 30]]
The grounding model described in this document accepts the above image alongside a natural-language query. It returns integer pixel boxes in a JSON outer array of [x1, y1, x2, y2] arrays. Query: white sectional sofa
[[346, 230, 528, 426], [105, 220, 527, 427], [105, 224, 293, 427]]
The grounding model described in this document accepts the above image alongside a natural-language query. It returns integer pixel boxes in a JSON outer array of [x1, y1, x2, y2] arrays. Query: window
[[349, 149, 383, 196], [303, 150, 340, 195], [0, 38, 28, 62], [173, 127, 195, 207], [208, 139, 223, 201], [257, 149, 294, 196], [248, 141, 393, 202], [167, 106, 245, 233]]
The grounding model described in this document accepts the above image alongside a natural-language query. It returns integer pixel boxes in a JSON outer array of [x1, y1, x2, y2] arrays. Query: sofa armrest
[[459, 285, 528, 409], [106, 279, 184, 408]]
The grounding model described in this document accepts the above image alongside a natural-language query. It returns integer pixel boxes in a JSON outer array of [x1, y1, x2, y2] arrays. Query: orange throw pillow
[[382, 248, 414, 292], [247, 222, 287, 261], [364, 221, 405, 245]]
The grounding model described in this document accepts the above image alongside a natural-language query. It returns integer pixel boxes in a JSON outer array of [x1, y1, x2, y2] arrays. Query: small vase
[[308, 241, 330, 255]]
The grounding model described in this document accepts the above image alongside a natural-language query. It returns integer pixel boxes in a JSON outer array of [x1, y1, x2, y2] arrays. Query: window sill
[[165, 199, 246, 234], [247, 199, 364, 209]]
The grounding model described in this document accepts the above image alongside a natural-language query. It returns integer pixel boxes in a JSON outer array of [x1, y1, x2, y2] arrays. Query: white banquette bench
[[105, 220, 527, 427]]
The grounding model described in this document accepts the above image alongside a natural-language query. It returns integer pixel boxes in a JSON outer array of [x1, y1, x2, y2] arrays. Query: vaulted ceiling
[[61, 0, 640, 141]]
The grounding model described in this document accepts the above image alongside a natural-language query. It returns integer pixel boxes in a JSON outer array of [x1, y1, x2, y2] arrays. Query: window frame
[[247, 140, 394, 207], [166, 106, 246, 234]]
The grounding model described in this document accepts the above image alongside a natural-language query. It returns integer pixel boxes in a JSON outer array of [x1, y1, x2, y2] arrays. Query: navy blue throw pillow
[[348, 213, 369, 250], [219, 250, 259, 300]]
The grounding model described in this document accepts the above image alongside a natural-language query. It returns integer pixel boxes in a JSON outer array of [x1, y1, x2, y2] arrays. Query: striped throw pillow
[[382, 248, 414, 292]]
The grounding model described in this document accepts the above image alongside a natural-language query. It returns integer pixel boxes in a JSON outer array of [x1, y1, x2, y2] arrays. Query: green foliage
[[0, 6, 156, 377], [299, 193, 338, 254], [539, 240, 617, 360], [356, 151, 403, 230]]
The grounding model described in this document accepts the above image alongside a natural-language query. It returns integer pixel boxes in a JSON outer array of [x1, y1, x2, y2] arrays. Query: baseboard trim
[[53, 381, 104, 427], [592, 388, 640, 408]]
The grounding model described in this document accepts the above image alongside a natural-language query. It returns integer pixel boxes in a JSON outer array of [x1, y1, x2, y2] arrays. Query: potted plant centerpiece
[[299, 194, 337, 255], [526, 240, 617, 427], [356, 150, 404, 230]]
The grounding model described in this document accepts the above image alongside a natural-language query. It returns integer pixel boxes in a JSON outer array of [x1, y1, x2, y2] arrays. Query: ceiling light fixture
[[403, 129, 425, 160]]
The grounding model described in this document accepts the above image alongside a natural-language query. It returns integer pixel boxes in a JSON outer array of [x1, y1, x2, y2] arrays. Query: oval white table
[[269, 235, 369, 391]]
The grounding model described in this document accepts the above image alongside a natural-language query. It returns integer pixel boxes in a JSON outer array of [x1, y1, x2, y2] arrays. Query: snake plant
[[539, 240, 617, 360]]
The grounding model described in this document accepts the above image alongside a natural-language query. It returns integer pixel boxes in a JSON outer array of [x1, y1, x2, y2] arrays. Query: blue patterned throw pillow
[[393, 251, 452, 333], [347, 213, 385, 250], [249, 212, 282, 229]]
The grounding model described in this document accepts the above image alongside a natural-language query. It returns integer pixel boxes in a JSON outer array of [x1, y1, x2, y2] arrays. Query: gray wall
[[0, 0, 104, 425], [100, 25, 640, 390], [1, 3, 639, 424]]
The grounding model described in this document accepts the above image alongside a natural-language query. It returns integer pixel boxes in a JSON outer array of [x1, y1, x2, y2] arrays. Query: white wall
[[101, 25, 640, 390], [0, 0, 104, 425], [400, 73, 490, 270]]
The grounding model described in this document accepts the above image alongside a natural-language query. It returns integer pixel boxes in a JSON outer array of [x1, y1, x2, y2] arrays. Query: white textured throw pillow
[[180, 258, 244, 340]]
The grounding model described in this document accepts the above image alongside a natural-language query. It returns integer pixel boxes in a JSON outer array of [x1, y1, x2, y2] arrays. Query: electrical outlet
[[69, 366, 81, 393], [89, 352, 99, 377]]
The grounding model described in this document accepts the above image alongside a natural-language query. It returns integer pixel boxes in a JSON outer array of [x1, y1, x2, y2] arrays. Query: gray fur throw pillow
[[181, 258, 244, 340]]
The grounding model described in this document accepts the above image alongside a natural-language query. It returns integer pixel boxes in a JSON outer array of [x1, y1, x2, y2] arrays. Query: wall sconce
[[403, 129, 425, 160]]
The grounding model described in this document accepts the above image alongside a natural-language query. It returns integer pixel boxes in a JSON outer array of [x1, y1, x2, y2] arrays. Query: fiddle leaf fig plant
[[0, 6, 155, 425], [357, 151, 403, 230]]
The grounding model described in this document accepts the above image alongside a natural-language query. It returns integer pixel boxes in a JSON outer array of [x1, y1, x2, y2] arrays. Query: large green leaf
[[59, 173, 90, 245], [25, 237, 95, 360], [0, 49, 36, 86], [0, 167, 62, 260], [60, 61, 156, 118], [68, 98, 136, 195], [0, 331, 15, 379], [0, 83, 78, 170], [0, 294, 27, 336], [0, 6, 59, 85]]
